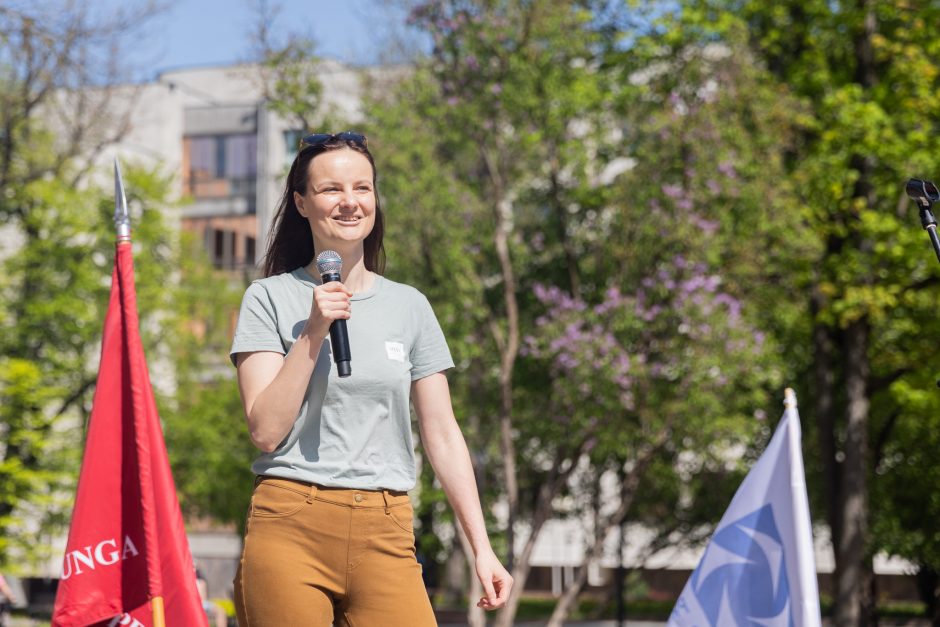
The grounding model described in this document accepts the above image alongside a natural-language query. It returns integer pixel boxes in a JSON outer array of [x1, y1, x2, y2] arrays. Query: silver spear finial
[[114, 159, 131, 242]]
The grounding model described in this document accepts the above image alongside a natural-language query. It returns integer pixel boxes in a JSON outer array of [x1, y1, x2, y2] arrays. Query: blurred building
[[513, 519, 919, 605], [96, 60, 369, 275]]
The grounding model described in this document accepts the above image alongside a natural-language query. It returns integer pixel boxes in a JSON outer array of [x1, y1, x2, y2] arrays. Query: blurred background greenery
[[1, 1, 940, 625]]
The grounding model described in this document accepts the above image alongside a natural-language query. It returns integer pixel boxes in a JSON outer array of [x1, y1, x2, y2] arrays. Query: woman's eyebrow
[[314, 179, 372, 187]]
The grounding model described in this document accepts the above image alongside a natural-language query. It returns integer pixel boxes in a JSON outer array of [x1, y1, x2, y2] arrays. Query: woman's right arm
[[235, 281, 351, 452], [0, 574, 16, 604]]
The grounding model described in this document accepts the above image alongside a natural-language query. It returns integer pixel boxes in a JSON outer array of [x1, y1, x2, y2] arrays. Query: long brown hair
[[261, 137, 386, 277]]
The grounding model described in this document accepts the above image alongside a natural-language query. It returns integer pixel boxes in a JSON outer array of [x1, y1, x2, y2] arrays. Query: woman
[[0, 573, 18, 627], [230, 132, 512, 626]]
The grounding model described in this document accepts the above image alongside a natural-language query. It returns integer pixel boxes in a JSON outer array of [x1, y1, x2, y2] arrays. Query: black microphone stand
[[923, 207, 940, 389], [920, 204, 940, 265], [905, 178, 940, 265], [904, 179, 940, 388]]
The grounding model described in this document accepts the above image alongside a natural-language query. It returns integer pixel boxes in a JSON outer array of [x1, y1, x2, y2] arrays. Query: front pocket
[[386, 502, 414, 533], [250, 481, 309, 518]]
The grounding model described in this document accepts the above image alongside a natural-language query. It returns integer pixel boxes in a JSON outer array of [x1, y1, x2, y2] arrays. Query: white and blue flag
[[668, 389, 822, 627]]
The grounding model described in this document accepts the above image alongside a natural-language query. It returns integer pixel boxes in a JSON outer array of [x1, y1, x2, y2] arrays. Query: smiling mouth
[[333, 216, 361, 223]]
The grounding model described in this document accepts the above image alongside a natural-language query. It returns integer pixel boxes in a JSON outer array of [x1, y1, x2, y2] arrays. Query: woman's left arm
[[412, 372, 513, 611]]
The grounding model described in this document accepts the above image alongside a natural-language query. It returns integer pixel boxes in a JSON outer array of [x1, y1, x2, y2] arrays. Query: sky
[[135, 0, 424, 78]]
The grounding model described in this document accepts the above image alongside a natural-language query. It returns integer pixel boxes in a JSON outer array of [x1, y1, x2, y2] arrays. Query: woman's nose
[[340, 189, 357, 208]]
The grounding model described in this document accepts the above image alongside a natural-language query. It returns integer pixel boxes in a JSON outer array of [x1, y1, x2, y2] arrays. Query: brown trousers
[[234, 477, 437, 627]]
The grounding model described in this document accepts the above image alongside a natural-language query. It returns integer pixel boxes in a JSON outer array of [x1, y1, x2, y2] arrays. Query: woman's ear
[[293, 191, 306, 217]]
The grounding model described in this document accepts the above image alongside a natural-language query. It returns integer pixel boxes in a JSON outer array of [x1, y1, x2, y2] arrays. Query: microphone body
[[316, 251, 352, 378]]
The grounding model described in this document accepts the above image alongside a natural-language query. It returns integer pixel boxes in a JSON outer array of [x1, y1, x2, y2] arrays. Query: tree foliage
[[5, 3, 938, 624], [158, 234, 257, 532], [0, 0, 257, 570], [0, 164, 175, 570], [360, 1, 808, 624], [654, 0, 940, 622]]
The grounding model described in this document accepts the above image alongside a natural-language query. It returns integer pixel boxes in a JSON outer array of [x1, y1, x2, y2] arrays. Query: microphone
[[315, 250, 352, 378], [905, 178, 940, 265], [905, 178, 940, 208]]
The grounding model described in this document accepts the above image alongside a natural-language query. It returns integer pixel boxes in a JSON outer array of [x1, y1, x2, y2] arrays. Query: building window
[[205, 228, 238, 269], [213, 229, 225, 262], [185, 133, 257, 200], [214, 136, 226, 178], [245, 236, 256, 267]]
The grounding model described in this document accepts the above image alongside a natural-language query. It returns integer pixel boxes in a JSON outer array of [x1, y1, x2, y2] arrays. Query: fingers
[[494, 573, 512, 603], [478, 576, 497, 610], [476, 565, 513, 611], [311, 282, 353, 326], [318, 281, 353, 297]]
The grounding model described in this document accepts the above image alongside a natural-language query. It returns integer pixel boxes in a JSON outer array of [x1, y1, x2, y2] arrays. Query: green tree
[[367, 2, 806, 624], [532, 16, 814, 622], [247, 0, 331, 133], [0, 164, 176, 569], [662, 1, 940, 623], [525, 264, 779, 625], [373, 2, 629, 622], [0, 1, 168, 570], [872, 369, 940, 625], [158, 233, 258, 531]]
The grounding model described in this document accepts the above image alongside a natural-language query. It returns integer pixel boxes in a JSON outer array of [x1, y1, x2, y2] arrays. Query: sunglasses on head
[[300, 131, 368, 149]]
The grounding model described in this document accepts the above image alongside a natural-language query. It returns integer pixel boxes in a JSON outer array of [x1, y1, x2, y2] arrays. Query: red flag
[[52, 242, 208, 627]]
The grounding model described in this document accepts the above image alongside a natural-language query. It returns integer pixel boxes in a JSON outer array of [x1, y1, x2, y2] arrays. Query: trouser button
[[354, 493, 363, 503]]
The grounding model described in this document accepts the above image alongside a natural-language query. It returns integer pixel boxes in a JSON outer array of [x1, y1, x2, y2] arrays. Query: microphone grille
[[315, 250, 343, 276]]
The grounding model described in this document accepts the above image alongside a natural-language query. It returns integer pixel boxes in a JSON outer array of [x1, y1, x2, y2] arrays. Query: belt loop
[[306, 483, 319, 504], [381, 490, 390, 514]]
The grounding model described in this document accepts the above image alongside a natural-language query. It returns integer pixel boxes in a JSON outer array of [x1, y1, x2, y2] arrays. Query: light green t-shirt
[[230, 267, 454, 491]]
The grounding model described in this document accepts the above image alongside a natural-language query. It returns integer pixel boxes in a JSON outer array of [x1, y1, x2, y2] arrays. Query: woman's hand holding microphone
[[307, 281, 353, 340]]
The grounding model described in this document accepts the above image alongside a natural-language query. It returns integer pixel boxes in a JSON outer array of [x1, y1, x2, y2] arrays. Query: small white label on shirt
[[385, 341, 405, 362]]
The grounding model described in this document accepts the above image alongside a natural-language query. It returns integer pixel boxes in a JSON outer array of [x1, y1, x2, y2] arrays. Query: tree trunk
[[495, 437, 598, 627], [495, 493, 549, 627], [548, 167, 580, 296], [493, 194, 520, 573], [546, 441, 664, 626], [812, 290, 841, 554], [834, 317, 871, 627], [439, 526, 469, 608], [833, 3, 878, 624], [915, 566, 940, 626], [546, 479, 604, 627], [547, 563, 590, 627]]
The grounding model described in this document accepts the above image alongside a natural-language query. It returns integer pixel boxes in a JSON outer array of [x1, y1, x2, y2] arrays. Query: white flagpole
[[785, 389, 822, 627]]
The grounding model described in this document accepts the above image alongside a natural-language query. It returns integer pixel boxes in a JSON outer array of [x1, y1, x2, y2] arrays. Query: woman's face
[[294, 148, 377, 252]]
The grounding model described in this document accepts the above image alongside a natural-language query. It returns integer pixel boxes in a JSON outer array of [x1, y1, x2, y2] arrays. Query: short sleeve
[[409, 293, 455, 381], [230, 282, 286, 366]]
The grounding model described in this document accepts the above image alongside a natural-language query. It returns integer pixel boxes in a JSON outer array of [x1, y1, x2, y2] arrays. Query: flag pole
[[114, 159, 131, 244], [152, 597, 166, 626], [784, 388, 821, 626], [113, 159, 168, 627]]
